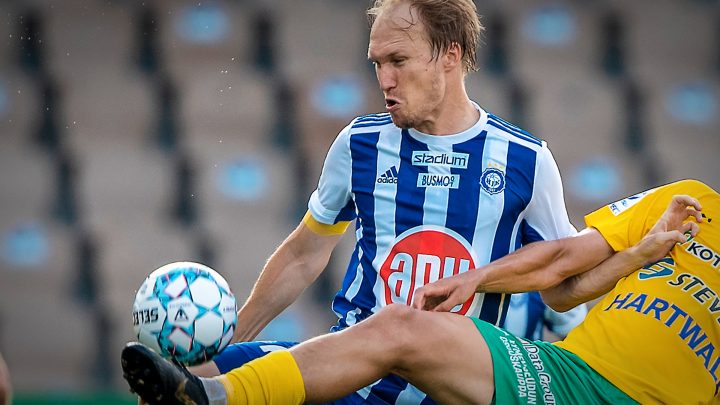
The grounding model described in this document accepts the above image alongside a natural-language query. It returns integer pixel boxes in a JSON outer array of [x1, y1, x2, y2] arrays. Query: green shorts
[[471, 318, 638, 405]]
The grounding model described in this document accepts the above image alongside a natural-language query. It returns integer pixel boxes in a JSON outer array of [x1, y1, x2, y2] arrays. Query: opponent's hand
[[412, 271, 478, 312], [630, 194, 702, 266], [651, 194, 702, 235]]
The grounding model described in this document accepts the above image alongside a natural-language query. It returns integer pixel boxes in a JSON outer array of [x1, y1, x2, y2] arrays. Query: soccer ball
[[132, 261, 237, 365]]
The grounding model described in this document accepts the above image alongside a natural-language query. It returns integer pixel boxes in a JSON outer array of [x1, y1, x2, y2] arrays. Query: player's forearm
[[470, 241, 568, 293], [235, 259, 317, 341], [541, 245, 648, 312], [233, 225, 339, 342], [541, 222, 692, 312], [473, 231, 610, 294]]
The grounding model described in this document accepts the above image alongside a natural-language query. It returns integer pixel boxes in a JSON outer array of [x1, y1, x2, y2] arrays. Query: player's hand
[[630, 194, 702, 266], [651, 194, 702, 236], [412, 271, 477, 312]]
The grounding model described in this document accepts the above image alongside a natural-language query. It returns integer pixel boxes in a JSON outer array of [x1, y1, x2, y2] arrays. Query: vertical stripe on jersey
[[372, 130, 403, 258], [490, 142, 537, 260], [370, 130, 405, 313], [395, 130, 427, 235], [369, 375, 411, 403], [333, 131, 381, 326], [480, 141, 537, 324], [331, 243, 362, 330], [446, 131, 486, 242], [465, 133, 509, 316], [523, 220, 544, 244], [471, 133, 508, 266], [496, 293, 512, 329], [516, 219, 544, 249], [421, 142, 451, 227]]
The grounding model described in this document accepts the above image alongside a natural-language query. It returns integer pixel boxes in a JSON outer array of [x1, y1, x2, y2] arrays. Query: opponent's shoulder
[[659, 179, 718, 197], [484, 112, 544, 149]]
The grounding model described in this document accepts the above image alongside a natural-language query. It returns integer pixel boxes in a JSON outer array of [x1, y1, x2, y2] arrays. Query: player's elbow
[[543, 238, 593, 288]]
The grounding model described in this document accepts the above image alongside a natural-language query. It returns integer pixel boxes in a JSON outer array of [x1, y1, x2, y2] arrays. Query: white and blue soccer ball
[[132, 261, 237, 365]]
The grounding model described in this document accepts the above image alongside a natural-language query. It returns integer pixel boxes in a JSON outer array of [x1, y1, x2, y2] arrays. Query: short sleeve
[[522, 145, 577, 242], [584, 179, 709, 252], [307, 123, 357, 225]]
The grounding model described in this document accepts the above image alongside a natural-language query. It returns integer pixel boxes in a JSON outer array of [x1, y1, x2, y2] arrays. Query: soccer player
[[195, 0, 576, 402], [122, 179, 715, 404]]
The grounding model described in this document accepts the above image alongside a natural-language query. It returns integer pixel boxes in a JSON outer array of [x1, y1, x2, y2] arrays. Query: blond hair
[[367, 0, 484, 73]]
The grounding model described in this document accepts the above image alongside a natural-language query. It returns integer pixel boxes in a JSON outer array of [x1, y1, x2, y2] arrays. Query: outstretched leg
[[293, 304, 494, 404], [122, 304, 496, 404]]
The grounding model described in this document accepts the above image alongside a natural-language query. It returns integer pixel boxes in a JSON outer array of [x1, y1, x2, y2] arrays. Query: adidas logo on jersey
[[377, 166, 399, 184]]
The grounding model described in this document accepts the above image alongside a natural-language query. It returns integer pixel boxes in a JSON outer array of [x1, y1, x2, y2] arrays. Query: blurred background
[[0, 0, 718, 403]]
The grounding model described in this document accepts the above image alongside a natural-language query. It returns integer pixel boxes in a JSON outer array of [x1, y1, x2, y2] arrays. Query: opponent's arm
[[414, 195, 702, 312], [233, 213, 348, 342], [412, 230, 611, 312], [542, 194, 702, 311], [540, 241, 660, 312]]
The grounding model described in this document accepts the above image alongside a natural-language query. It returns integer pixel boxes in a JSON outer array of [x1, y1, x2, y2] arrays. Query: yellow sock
[[218, 350, 306, 405]]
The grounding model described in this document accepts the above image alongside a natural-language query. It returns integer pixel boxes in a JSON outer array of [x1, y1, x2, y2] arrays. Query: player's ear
[[443, 42, 463, 72]]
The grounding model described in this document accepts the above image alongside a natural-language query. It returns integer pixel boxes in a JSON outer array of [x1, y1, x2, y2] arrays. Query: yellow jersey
[[556, 179, 720, 405]]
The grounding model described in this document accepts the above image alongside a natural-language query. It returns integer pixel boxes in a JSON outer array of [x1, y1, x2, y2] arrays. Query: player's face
[[368, 4, 446, 133]]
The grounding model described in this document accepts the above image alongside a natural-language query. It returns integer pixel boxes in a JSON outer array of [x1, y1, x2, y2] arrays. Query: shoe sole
[[122, 343, 175, 405]]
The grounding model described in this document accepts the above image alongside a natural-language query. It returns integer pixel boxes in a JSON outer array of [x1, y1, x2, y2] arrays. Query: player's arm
[[233, 122, 354, 342], [233, 212, 350, 342], [414, 195, 701, 312], [412, 229, 611, 311], [539, 243, 650, 312], [541, 194, 702, 311]]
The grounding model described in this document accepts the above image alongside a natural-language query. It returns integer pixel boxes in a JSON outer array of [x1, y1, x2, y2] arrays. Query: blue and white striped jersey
[[310, 105, 576, 330], [307, 105, 576, 404]]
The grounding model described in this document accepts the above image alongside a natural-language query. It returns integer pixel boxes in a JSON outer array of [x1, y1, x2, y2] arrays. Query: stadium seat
[[191, 138, 296, 298], [622, 0, 715, 80], [644, 75, 720, 192], [0, 223, 93, 392], [179, 67, 274, 149], [524, 69, 646, 223]]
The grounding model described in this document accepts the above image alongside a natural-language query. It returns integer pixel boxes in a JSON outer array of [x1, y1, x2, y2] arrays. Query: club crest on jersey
[[480, 167, 505, 195], [379, 226, 478, 314], [377, 166, 399, 184]]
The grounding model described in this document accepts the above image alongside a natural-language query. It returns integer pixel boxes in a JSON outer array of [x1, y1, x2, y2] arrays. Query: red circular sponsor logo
[[379, 228, 476, 314]]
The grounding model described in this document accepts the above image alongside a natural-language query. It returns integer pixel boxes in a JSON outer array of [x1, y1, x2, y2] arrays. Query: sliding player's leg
[[122, 303, 496, 404], [189, 340, 298, 377], [270, 304, 638, 404], [291, 303, 495, 404]]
